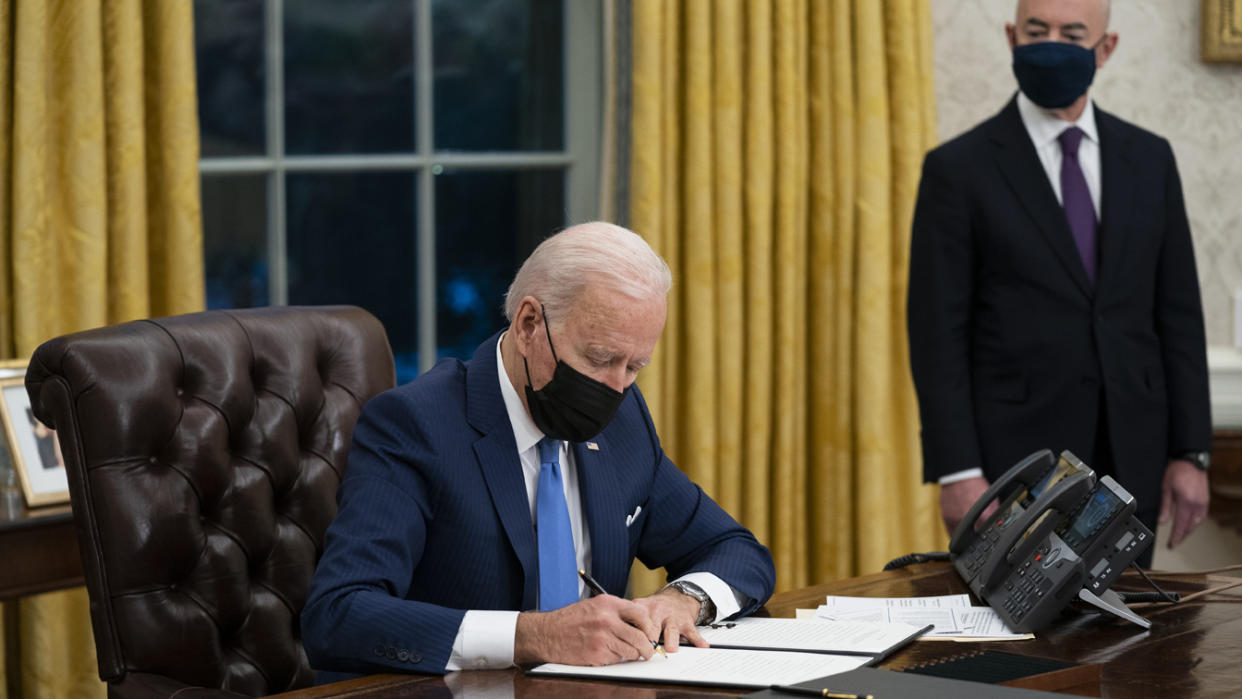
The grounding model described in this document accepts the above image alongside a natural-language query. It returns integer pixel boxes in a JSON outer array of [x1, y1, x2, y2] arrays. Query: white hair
[[503, 221, 672, 324]]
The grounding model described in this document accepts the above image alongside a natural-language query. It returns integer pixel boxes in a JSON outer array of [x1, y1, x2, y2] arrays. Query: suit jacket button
[[397, 649, 409, 661], [411, 653, 422, 664], [373, 644, 385, 657], [386, 647, 397, 660]]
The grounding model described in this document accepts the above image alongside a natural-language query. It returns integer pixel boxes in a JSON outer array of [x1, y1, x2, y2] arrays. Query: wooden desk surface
[[270, 562, 1242, 698], [0, 500, 82, 598]]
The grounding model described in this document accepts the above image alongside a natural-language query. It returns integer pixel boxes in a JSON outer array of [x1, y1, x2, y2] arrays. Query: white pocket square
[[625, 505, 642, 527]]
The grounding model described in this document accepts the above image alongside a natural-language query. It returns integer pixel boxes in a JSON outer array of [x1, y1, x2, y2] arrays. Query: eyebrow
[[1023, 18, 1089, 35], [584, 345, 650, 369]]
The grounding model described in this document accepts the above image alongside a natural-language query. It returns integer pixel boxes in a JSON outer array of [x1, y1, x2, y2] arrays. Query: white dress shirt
[[445, 333, 740, 670], [937, 91, 1101, 488]]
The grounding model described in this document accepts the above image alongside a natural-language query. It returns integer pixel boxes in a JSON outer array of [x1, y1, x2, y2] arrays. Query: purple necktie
[[1058, 127, 1097, 284]]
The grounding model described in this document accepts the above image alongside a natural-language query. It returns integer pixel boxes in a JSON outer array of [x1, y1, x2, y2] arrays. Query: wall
[[930, 0, 1242, 348]]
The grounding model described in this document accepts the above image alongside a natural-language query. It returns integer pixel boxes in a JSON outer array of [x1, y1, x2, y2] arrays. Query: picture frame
[[0, 362, 69, 506], [1203, 0, 1242, 63]]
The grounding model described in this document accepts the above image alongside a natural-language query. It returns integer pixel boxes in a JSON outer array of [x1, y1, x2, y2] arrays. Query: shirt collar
[[1016, 91, 1099, 150], [496, 331, 544, 454]]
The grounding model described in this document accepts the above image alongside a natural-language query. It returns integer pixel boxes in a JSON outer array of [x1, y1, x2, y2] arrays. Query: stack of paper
[[805, 594, 1033, 641]]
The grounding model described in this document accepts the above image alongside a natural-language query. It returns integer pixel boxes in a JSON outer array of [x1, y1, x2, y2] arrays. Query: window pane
[[203, 174, 268, 309], [286, 173, 418, 381], [194, 0, 265, 156], [284, 0, 415, 155], [435, 169, 564, 359], [432, 0, 564, 151]]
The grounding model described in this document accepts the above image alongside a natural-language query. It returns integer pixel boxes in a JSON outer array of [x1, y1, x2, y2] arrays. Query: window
[[194, 0, 602, 383]]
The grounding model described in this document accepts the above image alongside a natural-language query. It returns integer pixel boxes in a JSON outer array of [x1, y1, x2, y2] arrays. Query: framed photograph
[[1203, 0, 1242, 63], [0, 367, 69, 506]]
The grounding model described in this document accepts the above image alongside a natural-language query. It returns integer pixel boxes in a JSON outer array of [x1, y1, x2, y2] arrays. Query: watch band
[[1177, 451, 1211, 471], [666, 580, 716, 625]]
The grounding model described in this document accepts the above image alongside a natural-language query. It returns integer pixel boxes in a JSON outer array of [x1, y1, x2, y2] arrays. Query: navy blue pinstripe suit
[[301, 332, 775, 677]]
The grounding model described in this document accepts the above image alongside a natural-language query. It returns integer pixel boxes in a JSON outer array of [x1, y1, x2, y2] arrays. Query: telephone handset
[[976, 470, 1093, 593], [948, 449, 1056, 556], [949, 449, 1094, 589]]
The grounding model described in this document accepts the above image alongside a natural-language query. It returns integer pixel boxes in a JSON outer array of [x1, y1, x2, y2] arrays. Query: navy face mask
[[1012, 39, 1101, 109], [522, 304, 627, 442]]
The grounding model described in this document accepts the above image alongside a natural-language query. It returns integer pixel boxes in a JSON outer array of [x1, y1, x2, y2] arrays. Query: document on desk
[[822, 593, 972, 609], [527, 647, 872, 689], [811, 596, 1031, 640], [697, 617, 930, 658]]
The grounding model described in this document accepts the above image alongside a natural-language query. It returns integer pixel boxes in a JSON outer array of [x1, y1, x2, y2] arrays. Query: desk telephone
[[948, 449, 1153, 632]]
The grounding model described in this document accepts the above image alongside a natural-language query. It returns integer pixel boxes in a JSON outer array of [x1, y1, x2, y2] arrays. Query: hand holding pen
[[579, 569, 668, 658]]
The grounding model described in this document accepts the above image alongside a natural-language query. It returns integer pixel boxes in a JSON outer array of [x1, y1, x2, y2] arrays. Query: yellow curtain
[[0, 1, 203, 696], [630, 0, 944, 595]]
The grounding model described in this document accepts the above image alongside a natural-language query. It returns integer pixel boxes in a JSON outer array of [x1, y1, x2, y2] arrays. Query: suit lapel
[[466, 332, 539, 609], [989, 98, 1094, 299], [1095, 107, 1134, 294], [574, 435, 630, 596]]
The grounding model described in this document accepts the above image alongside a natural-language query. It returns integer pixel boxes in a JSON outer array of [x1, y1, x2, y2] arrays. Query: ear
[[510, 296, 543, 357], [1095, 32, 1119, 68], [1005, 22, 1017, 52]]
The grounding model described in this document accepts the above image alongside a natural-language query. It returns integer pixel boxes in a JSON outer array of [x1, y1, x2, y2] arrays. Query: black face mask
[[522, 305, 627, 442], [1012, 39, 1101, 109]]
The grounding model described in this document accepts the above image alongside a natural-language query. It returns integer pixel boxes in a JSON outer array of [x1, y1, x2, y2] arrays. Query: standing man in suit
[[907, 0, 1211, 565], [303, 222, 775, 678]]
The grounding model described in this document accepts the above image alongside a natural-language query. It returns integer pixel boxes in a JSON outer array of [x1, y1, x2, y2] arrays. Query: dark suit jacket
[[907, 96, 1211, 509], [301, 332, 775, 677]]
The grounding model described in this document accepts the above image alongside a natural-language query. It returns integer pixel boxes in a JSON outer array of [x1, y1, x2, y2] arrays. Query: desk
[[269, 563, 1242, 698], [0, 500, 84, 699]]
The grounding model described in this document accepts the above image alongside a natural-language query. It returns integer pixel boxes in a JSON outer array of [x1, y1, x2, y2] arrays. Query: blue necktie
[[1058, 127, 1098, 284], [536, 437, 578, 610]]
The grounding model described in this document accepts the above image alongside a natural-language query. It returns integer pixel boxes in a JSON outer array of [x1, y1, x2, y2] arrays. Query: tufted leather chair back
[[25, 306, 395, 697]]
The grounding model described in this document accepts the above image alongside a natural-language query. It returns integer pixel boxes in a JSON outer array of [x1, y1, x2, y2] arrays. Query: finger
[[681, 623, 708, 648], [661, 623, 681, 652], [1180, 502, 1209, 545], [617, 601, 660, 641], [1170, 502, 1196, 549], [1159, 484, 1174, 524], [613, 624, 654, 662]]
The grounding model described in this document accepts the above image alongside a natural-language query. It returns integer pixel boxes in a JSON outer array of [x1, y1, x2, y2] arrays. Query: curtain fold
[[0, 1, 203, 696], [629, 0, 944, 595]]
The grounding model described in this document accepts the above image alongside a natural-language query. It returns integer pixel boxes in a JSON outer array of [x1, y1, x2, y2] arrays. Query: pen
[[578, 569, 668, 659], [578, 568, 608, 596], [768, 686, 873, 699]]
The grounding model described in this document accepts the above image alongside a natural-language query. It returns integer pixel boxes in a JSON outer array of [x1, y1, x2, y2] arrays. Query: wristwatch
[[666, 580, 716, 626], [1177, 451, 1211, 471]]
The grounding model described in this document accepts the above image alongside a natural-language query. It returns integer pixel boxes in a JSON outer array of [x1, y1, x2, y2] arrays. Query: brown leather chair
[[26, 306, 395, 698]]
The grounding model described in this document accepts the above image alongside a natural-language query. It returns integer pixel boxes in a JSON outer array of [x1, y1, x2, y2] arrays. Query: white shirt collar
[[1016, 91, 1099, 150], [495, 331, 545, 454]]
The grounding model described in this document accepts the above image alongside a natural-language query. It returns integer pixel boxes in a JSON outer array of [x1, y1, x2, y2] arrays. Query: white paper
[[813, 597, 1028, 640], [529, 646, 870, 688], [821, 593, 971, 609], [697, 617, 925, 655]]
